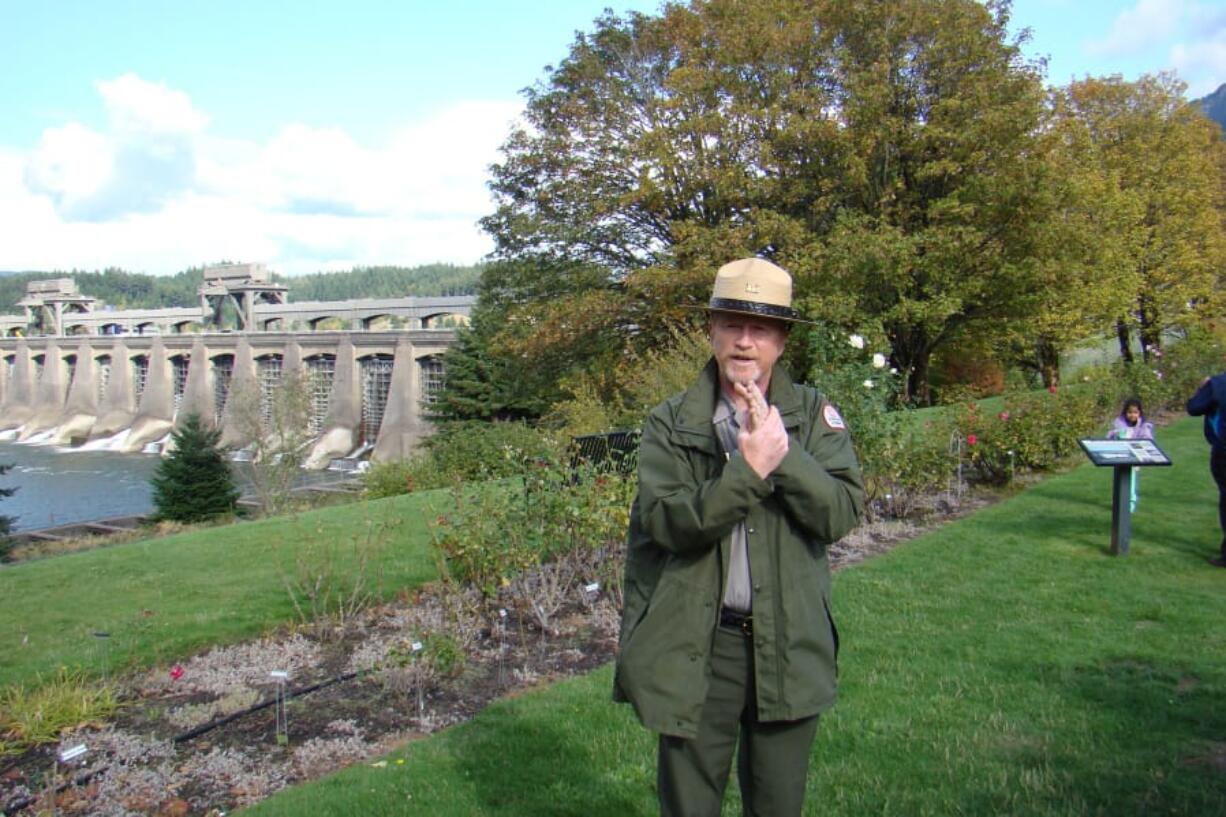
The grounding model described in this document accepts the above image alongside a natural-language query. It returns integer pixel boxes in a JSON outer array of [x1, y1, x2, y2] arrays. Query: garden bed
[[0, 483, 1012, 817]]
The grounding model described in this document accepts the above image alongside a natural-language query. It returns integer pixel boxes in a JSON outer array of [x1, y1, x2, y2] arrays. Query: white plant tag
[[411, 641, 424, 652], [269, 670, 289, 680], [59, 744, 88, 762]]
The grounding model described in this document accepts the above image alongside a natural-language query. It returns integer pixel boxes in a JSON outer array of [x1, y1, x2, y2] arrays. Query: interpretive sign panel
[[1078, 438, 1171, 468], [1078, 437, 1172, 556]]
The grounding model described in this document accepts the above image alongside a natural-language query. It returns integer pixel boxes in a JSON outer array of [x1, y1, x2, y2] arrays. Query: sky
[[2, 0, 1224, 278]]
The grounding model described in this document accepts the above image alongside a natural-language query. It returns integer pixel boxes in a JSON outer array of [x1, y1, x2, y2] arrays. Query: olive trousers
[[657, 622, 819, 817]]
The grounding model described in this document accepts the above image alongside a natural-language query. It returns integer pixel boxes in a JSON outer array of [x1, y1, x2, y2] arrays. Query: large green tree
[[479, 0, 1055, 404]]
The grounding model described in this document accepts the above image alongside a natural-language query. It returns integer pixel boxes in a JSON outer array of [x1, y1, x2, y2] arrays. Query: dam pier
[[0, 264, 474, 468]]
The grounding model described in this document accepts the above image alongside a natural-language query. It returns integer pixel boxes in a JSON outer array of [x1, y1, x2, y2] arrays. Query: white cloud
[[97, 73, 210, 136], [1087, 1, 1226, 98], [21, 122, 113, 215], [1088, 0, 1183, 59], [24, 74, 206, 222], [10, 74, 521, 275], [1170, 9, 1226, 97]]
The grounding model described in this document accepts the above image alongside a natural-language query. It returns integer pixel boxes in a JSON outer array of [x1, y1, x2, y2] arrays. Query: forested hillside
[[285, 264, 479, 300], [0, 263, 480, 312], [1199, 82, 1226, 132]]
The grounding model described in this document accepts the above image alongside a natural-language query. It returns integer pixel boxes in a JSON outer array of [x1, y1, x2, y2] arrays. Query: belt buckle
[[721, 608, 752, 636]]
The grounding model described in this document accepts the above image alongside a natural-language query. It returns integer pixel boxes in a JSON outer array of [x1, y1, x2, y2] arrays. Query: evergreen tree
[[0, 464, 16, 563], [150, 414, 240, 523], [434, 319, 551, 422]]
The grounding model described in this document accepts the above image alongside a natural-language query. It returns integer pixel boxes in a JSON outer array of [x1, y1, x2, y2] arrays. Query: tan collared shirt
[[713, 395, 752, 613]]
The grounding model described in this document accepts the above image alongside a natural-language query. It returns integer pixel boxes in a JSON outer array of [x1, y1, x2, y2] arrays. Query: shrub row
[[381, 328, 1223, 588], [426, 451, 634, 598], [852, 328, 1223, 515]]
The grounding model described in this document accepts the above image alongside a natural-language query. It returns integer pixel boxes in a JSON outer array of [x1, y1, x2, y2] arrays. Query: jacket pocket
[[616, 574, 714, 720], [778, 562, 838, 707], [822, 593, 840, 670]]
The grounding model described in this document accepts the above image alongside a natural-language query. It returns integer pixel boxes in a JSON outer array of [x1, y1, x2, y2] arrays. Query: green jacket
[[613, 359, 864, 738]]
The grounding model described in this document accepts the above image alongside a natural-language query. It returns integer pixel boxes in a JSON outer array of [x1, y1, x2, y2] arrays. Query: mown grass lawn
[[0, 491, 447, 688], [245, 416, 1226, 816]]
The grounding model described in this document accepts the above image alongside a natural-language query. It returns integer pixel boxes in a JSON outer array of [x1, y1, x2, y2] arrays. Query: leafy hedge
[[383, 326, 1224, 589], [954, 328, 1221, 485], [427, 453, 633, 599], [362, 420, 556, 498]]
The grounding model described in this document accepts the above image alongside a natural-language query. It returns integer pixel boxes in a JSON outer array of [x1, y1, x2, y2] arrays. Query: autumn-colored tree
[[1054, 73, 1226, 363], [1016, 90, 1139, 386], [478, 0, 1055, 405], [800, 0, 1051, 401]]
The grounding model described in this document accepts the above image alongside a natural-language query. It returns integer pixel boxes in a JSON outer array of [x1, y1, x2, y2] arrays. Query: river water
[[0, 441, 346, 532], [0, 441, 161, 532]]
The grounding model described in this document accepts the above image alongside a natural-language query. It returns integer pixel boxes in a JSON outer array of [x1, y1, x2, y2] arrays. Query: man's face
[[710, 312, 789, 390]]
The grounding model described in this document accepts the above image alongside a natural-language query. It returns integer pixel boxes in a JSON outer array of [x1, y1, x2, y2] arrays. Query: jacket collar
[[672, 359, 805, 451]]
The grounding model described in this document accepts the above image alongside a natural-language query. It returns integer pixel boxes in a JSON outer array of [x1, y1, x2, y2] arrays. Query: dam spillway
[[0, 329, 464, 467]]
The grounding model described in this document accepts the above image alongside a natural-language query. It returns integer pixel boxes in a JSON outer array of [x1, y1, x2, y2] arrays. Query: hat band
[[709, 297, 800, 322]]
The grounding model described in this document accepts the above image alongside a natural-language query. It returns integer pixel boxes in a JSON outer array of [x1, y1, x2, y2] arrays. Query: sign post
[[1078, 438, 1172, 555]]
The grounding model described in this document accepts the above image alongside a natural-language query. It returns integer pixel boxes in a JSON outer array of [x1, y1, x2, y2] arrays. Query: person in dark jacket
[[614, 257, 865, 816], [1187, 372, 1226, 567]]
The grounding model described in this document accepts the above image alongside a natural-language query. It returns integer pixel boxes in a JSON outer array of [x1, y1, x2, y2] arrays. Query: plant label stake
[[270, 670, 289, 745], [93, 632, 111, 683], [58, 744, 88, 763], [410, 641, 426, 717], [51, 743, 88, 817], [497, 609, 508, 685]]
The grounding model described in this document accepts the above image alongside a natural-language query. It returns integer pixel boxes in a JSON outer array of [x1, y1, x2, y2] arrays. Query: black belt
[[719, 607, 753, 636]]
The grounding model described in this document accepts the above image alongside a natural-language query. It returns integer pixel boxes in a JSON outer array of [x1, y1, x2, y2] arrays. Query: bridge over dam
[[0, 268, 476, 467]]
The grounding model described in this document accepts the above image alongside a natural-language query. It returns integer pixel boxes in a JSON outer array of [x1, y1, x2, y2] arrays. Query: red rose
[[170, 664, 184, 681], [967, 434, 978, 446], [998, 411, 1010, 422], [1048, 385, 1058, 394]]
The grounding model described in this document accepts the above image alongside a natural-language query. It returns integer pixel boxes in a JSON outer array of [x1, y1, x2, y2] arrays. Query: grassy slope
[[0, 492, 446, 688], [247, 416, 1226, 816]]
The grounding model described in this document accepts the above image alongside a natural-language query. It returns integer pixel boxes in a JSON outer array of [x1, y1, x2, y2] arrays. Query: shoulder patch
[[823, 403, 847, 431]]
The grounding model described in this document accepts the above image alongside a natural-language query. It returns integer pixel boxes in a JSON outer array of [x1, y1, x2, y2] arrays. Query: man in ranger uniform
[[614, 257, 865, 817]]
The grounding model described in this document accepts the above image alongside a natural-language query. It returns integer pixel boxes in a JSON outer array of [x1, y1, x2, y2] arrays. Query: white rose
[[862, 379, 874, 389], [872, 353, 886, 368], [848, 334, 865, 349]]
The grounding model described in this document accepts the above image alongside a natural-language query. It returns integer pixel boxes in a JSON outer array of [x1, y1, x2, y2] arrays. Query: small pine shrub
[[0, 463, 14, 563], [150, 414, 240, 523]]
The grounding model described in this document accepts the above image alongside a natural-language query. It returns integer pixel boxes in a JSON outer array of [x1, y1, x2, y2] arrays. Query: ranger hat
[[706, 257, 811, 324]]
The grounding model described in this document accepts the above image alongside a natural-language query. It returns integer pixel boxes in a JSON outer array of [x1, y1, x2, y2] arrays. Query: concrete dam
[[0, 265, 474, 468]]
